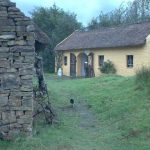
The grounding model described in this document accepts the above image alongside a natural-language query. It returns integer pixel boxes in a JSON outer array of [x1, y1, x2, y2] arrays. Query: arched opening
[[88, 52, 95, 77], [77, 53, 88, 77], [70, 53, 76, 77], [88, 52, 94, 68]]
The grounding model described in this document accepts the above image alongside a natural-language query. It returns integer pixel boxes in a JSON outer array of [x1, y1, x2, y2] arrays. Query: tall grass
[[136, 66, 150, 88]]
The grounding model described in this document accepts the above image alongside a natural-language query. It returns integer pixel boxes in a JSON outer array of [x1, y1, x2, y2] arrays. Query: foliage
[[135, 66, 150, 88], [88, 0, 150, 30], [100, 60, 116, 74], [31, 4, 82, 72]]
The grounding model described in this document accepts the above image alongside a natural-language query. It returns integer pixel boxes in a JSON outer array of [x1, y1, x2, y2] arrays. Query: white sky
[[11, 0, 133, 26]]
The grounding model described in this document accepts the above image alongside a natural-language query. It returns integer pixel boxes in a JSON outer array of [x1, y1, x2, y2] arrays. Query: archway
[[88, 53, 95, 77], [77, 53, 88, 77], [70, 53, 76, 77]]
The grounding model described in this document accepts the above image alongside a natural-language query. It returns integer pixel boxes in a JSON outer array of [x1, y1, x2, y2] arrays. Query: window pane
[[127, 55, 133, 67], [99, 55, 104, 66], [64, 56, 67, 66]]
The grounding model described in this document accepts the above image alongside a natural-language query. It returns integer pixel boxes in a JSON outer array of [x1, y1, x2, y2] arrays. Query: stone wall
[[0, 0, 35, 138]]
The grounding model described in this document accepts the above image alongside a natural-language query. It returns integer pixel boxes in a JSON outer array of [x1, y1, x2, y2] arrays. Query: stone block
[[17, 115, 32, 124], [19, 67, 33, 75], [0, 1, 15, 7], [3, 74, 20, 89], [0, 47, 9, 52], [0, 67, 7, 73], [0, 125, 9, 132], [22, 96, 33, 107], [16, 26, 26, 32], [20, 86, 33, 92], [8, 6, 20, 12], [21, 75, 33, 80], [24, 56, 35, 64], [0, 93, 8, 106], [2, 111, 16, 124], [0, 52, 10, 58], [0, 60, 10, 68], [0, 6, 7, 11], [0, 10, 7, 17], [0, 35, 15, 40], [9, 123, 22, 130], [10, 46, 35, 52], [16, 111, 24, 117], [10, 106, 32, 111], [9, 95, 22, 107], [6, 68, 18, 73], [15, 40, 27, 46], [21, 79, 33, 86], [26, 25, 35, 32]]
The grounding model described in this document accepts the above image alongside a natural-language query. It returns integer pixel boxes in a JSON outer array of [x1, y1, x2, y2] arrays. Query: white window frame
[[127, 55, 133, 68]]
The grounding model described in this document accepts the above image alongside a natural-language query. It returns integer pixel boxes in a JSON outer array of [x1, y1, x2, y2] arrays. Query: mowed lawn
[[0, 74, 150, 150]]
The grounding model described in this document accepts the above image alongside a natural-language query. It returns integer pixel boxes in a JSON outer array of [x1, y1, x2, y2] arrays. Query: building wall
[[62, 51, 70, 76], [60, 35, 150, 77], [0, 0, 35, 138]]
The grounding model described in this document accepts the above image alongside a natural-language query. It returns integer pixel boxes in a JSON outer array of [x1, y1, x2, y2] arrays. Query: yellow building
[[54, 22, 150, 77]]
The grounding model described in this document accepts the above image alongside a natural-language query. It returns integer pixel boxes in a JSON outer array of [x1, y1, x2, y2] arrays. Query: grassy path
[[61, 101, 99, 132], [53, 101, 102, 150], [0, 75, 150, 150], [46, 75, 150, 150]]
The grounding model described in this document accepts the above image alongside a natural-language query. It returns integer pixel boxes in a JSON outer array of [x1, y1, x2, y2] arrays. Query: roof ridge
[[54, 21, 150, 51], [54, 30, 78, 50]]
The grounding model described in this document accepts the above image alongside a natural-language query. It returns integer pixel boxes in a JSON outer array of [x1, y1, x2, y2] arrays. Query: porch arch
[[77, 52, 88, 77], [88, 52, 95, 77], [70, 53, 76, 77]]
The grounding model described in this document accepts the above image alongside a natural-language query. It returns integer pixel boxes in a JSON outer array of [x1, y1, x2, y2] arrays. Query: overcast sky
[[11, 0, 133, 26]]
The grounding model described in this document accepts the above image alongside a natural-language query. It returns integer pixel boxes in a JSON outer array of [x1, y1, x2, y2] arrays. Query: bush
[[100, 60, 116, 74], [135, 66, 150, 88]]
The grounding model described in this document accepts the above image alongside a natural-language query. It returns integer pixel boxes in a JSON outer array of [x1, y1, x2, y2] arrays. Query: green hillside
[[0, 75, 150, 150]]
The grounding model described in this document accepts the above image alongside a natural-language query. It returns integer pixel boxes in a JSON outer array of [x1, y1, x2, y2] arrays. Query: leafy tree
[[88, 0, 150, 30], [31, 4, 82, 72], [88, 18, 99, 30]]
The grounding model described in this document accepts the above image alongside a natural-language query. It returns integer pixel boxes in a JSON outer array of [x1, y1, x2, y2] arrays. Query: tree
[[87, 0, 150, 30], [88, 18, 99, 30], [31, 4, 82, 72]]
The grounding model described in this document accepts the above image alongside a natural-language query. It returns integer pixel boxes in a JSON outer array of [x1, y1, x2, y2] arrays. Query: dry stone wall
[[0, 0, 35, 138]]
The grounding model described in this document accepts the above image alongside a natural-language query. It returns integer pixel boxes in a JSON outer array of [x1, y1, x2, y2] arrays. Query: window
[[99, 55, 104, 66], [127, 55, 133, 68], [64, 56, 67, 66]]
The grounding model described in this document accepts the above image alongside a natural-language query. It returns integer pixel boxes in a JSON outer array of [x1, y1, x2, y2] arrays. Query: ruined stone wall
[[0, 0, 35, 138]]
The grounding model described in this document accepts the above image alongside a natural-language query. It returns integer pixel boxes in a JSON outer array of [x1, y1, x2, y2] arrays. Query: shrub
[[100, 60, 116, 74], [135, 66, 150, 88]]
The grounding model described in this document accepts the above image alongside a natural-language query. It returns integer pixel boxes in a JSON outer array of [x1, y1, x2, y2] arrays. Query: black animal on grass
[[70, 99, 74, 108]]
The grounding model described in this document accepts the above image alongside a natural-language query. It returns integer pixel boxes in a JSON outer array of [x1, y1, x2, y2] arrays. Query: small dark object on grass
[[70, 99, 74, 107]]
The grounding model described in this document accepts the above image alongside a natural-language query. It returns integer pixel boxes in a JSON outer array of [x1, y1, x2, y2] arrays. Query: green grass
[[0, 74, 150, 150], [136, 66, 150, 89]]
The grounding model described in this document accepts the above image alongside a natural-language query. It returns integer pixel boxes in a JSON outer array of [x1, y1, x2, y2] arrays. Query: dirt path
[[60, 101, 100, 132], [76, 102, 99, 131]]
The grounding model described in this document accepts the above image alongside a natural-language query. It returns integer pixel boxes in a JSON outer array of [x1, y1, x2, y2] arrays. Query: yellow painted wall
[[62, 51, 70, 76], [58, 35, 150, 77]]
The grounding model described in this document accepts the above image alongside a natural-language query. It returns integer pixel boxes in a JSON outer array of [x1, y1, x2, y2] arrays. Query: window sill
[[127, 67, 133, 69]]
